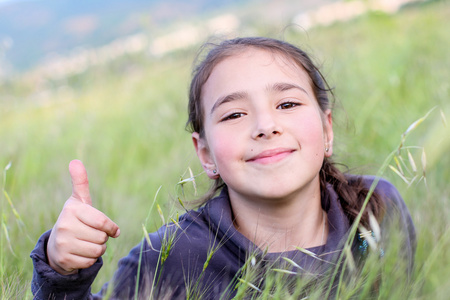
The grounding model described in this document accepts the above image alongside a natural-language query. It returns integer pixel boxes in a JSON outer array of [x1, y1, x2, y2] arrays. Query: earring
[[325, 147, 329, 152], [213, 169, 217, 174]]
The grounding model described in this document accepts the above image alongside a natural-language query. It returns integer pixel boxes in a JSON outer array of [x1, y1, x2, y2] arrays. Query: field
[[1, 1, 449, 298]]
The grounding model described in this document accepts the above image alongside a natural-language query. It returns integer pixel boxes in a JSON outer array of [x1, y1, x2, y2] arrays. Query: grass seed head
[[440, 109, 447, 127], [407, 150, 417, 173]]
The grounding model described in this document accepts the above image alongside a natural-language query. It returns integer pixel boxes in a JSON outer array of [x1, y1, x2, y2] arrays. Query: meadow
[[1, 1, 449, 298]]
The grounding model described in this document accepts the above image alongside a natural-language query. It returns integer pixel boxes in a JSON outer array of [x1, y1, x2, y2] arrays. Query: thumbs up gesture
[[47, 160, 120, 275]]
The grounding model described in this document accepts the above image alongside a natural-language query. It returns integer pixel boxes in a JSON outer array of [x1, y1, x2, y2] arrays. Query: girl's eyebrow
[[268, 82, 309, 95], [210, 91, 248, 115]]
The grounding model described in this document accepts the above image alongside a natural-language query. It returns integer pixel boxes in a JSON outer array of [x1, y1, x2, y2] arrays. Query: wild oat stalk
[[325, 107, 439, 299], [134, 186, 162, 300], [410, 227, 450, 297], [232, 254, 264, 299], [177, 167, 201, 200], [185, 220, 232, 299], [1, 162, 17, 279], [1, 161, 33, 298], [131, 174, 200, 299]]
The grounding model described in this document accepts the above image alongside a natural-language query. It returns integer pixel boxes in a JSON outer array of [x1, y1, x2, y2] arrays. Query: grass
[[1, 0, 449, 298]]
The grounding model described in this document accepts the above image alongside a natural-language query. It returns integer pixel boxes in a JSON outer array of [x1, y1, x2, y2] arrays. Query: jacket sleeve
[[30, 230, 102, 300], [30, 226, 184, 299]]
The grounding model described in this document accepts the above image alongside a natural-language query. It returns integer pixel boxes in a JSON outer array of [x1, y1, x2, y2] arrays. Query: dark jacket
[[30, 176, 416, 299]]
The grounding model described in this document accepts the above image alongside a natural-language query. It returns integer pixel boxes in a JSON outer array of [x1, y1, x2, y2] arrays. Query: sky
[[0, 0, 37, 6]]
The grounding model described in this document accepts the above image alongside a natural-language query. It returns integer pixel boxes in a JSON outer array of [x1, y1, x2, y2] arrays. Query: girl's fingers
[[69, 160, 92, 205], [48, 227, 108, 273], [73, 223, 110, 245], [66, 160, 120, 237], [53, 241, 107, 272], [47, 161, 120, 274], [66, 257, 98, 271], [61, 198, 120, 238], [69, 239, 108, 260], [76, 204, 120, 238]]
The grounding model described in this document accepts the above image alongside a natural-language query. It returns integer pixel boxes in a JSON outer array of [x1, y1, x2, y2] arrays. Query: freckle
[[251, 149, 254, 152]]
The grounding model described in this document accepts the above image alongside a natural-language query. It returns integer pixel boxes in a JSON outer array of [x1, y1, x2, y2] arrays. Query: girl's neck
[[228, 183, 328, 253]]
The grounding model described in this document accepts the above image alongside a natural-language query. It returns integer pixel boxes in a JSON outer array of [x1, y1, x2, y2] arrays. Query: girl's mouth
[[246, 148, 295, 164]]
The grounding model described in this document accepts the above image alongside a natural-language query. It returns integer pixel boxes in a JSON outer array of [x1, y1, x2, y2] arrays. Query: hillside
[[0, 0, 246, 72]]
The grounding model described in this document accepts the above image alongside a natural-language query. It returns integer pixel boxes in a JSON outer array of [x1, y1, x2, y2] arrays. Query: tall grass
[[0, 0, 449, 298]]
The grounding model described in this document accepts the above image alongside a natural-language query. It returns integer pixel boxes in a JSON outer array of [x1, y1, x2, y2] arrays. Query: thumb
[[69, 159, 92, 205]]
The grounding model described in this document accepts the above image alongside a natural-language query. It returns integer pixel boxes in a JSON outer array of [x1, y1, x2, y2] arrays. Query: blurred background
[[1, 0, 449, 298]]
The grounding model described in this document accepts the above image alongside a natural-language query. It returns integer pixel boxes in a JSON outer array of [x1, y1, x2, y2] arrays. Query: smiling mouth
[[246, 148, 295, 164]]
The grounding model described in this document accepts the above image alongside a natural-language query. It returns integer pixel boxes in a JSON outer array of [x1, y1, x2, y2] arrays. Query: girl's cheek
[[303, 115, 325, 138], [210, 130, 238, 162], [213, 138, 234, 157]]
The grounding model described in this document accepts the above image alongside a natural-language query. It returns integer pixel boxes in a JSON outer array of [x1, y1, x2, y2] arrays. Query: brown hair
[[186, 37, 384, 227]]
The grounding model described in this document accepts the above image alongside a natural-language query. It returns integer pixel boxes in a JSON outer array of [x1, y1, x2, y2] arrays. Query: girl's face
[[192, 49, 333, 202]]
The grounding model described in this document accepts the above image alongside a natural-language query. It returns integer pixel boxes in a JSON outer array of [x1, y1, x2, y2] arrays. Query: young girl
[[31, 37, 416, 299]]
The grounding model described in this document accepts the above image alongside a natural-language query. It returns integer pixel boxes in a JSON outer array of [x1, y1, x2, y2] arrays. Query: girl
[[31, 37, 416, 299]]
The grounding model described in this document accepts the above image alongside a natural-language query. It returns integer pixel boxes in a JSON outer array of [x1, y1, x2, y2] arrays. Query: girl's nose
[[251, 111, 283, 139]]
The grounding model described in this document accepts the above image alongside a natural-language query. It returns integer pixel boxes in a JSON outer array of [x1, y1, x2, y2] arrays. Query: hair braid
[[320, 158, 385, 227]]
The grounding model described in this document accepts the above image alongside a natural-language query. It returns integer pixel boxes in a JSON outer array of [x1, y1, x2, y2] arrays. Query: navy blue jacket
[[30, 176, 416, 299]]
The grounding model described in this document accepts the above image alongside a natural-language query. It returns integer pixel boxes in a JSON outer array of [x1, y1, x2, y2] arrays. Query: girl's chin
[[223, 168, 321, 201]]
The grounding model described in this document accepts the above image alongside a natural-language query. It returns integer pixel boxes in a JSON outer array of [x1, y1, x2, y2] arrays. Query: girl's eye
[[278, 102, 300, 110], [221, 112, 245, 121]]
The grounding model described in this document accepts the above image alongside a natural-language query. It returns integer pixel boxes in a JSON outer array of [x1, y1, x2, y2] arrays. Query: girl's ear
[[323, 109, 334, 158], [192, 132, 220, 179]]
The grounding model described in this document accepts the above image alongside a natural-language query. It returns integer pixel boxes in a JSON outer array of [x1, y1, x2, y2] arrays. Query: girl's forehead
[[204, 48, 313, 92], [217, 48, 304, 73]]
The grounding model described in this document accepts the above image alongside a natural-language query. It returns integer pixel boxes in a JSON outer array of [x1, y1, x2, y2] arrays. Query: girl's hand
[[46, 160, 120, 275]]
